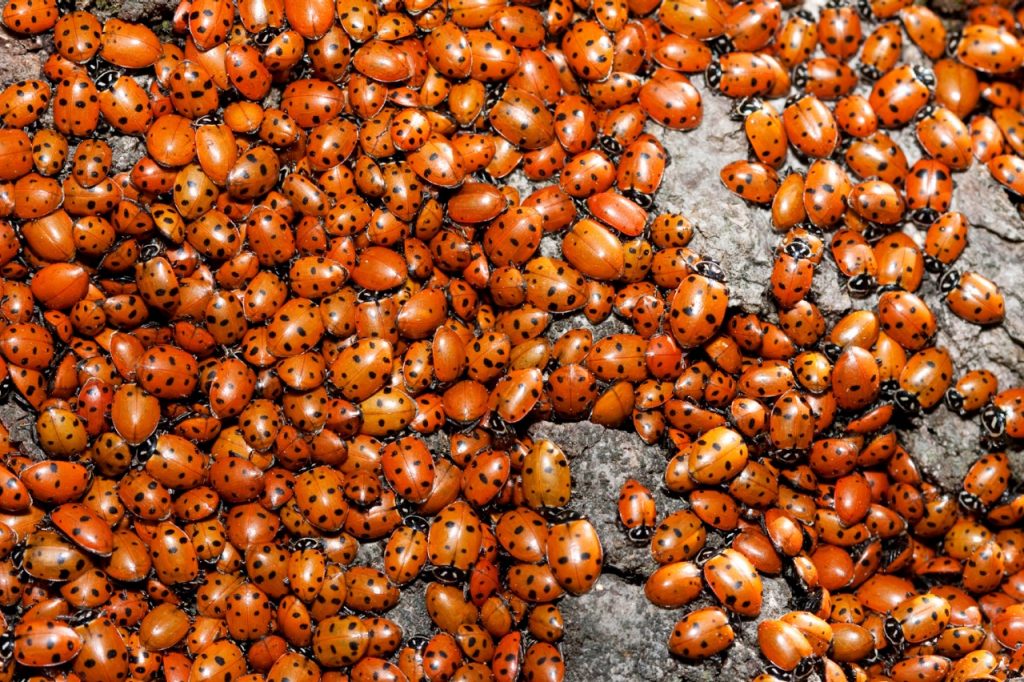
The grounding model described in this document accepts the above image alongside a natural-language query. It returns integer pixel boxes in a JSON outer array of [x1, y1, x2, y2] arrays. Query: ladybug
[[668, 607, 735, 660], [546, 519, 602, 595], [722, 159, 780, 204], [900, 5, 946, 59], [702, 548, 763, 616], [945, 369, 998, 416], [782, 94, 839, 159], [940, 269, 1006, 326], [617, 479, 657, 541], [869, 65, 934, 129], [904, 159, 953, 224], [885, 593, 952, 645], [917, 106, 972, 171], [757, 619, 814, 672], [896, 346, 954, 413], [953, 24, 1024, 75], [1, 0, 59, 35], [13, 619, 83, 667], [803, 159, 850, 227], [427, 500, 482, 576], [818, 1, 862, 60], [640, 69, 703, 131], [770, 242, 815, 308]]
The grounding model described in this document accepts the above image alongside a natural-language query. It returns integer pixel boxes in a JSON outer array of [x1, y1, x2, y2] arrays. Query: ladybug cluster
[[0, 0, 1020, 679]]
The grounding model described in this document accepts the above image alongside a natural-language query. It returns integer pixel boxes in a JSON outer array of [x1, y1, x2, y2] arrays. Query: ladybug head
[[694, 258, 726, 282], [193, 113, 224, 129], [406, 635, 430, 651], [937, 268, 960, 294], [894, 390, 920, 415], [66, 607, 103, 627], [857, 63, 883, 82], [883, 615, 907, 650], [626, 189, 655, 210], [626, 525, 654, 544], [707, 35, 734, 57], [730, 97, 764, 121], [761, 664, 790, 681], [945, 30, 962, 56], [853, 0, 873, 19], [957, 490, 986, 514], [289, 537, 323, 551], [913, 103, 937, 124], [402, 514, 430, 534], [93, 69, 123, 93], [598, 135, 623, 157], [821, 343, 842, 363], [782, 239, 813, 260], [923, 255, 945, 274], [846, 273, 877, 298], [879, 379, 900, 399], [704, 60, 722, 89], [770, 448, 803, 465], [879, 534, 909, 569], [694, 546, 719, 567], [543, 507, 584, 524], [981, 403, 1006, 438], [429, 565, 467, 585], [791, 65, 808, 91], [912, 65, 936, 89], [793, 656, 824, 682], [253, 27, 282, 48], [943, 387, 966, 415]]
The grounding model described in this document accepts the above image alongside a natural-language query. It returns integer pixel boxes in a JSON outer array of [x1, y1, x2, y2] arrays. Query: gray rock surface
[[1, 4, 1023, 682]]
